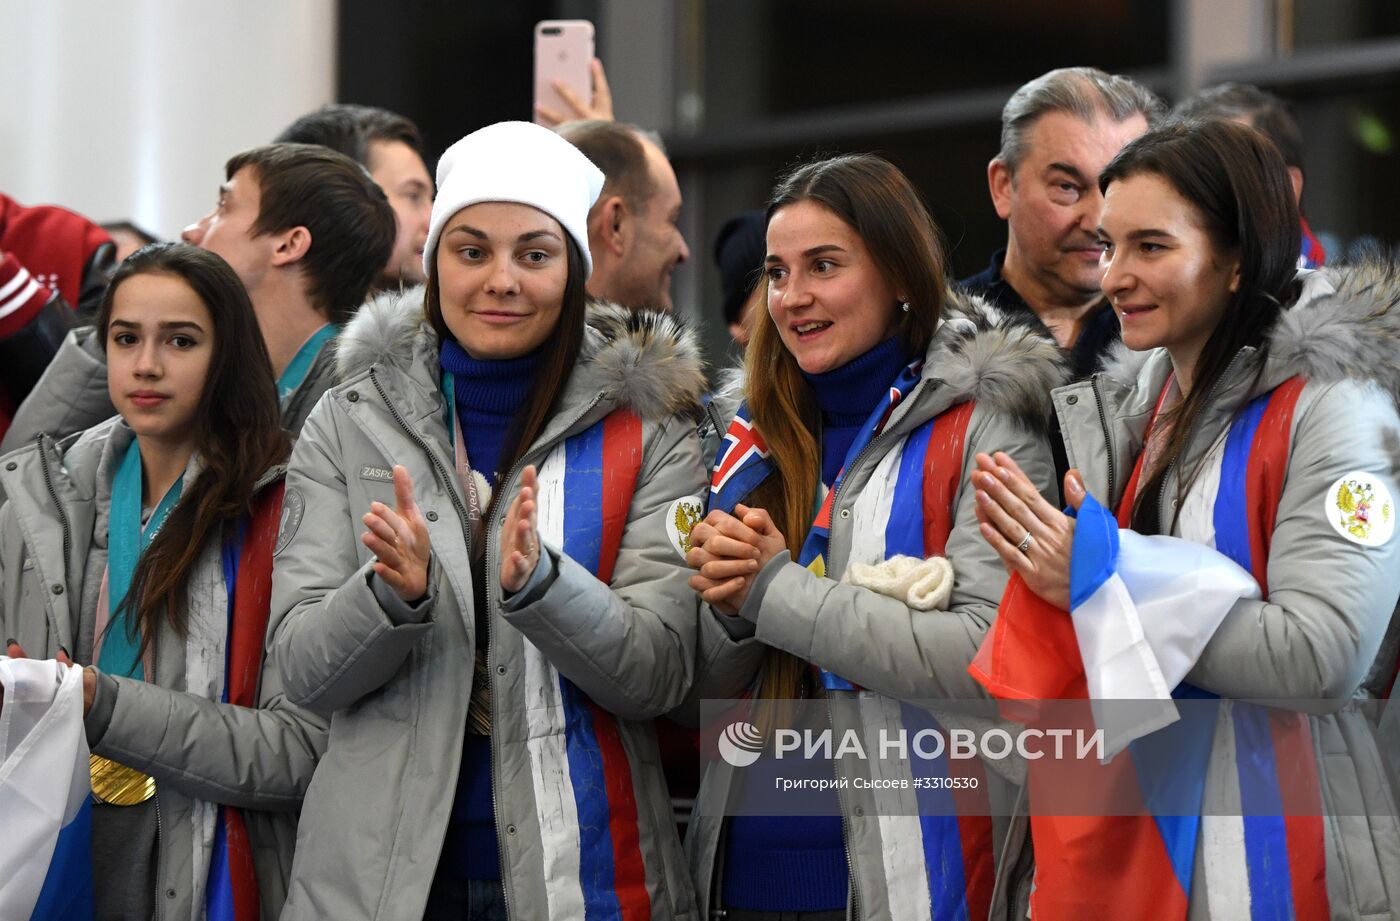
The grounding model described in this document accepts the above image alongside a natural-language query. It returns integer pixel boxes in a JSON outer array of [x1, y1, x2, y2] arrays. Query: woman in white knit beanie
[[269, 121, 707, 921]]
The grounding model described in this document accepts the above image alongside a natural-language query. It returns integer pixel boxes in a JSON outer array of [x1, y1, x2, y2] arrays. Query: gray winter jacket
[[269, 287, 708, 921], [0, 323, 337, 451], [994, 264, 1400, 919], [0, 417, 327, 921], [685, 291, 1067, 920]]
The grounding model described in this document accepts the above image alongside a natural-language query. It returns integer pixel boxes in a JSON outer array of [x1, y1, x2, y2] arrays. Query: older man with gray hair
[[962, 67, 1164, 379]]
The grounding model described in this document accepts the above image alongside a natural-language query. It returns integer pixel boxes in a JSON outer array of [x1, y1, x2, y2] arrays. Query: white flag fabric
[[1068, 496, 1261, 756], [0, 657, 94, 920]]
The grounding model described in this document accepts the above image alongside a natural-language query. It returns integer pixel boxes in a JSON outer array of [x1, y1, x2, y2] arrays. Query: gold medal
[[89, 754, 156, 805]]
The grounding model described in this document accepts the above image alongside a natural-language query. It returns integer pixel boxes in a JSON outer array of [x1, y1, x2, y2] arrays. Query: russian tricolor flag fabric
[[1061, 493, 1259, 755], [0, 657, 94, 921], [519, 410, 653, 921]]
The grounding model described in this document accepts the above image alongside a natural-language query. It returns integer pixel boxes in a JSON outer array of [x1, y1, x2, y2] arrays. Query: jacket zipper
[[36, 436, 73, 621], [481, 392, 604, 921], [1088, 376, 1117, 504], [1153, 350, 1248, 534], [153, 792, 165, 921], [373, 367, 605, 921]]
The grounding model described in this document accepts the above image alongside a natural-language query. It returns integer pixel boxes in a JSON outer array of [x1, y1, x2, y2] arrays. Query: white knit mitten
[[843, 555, 954, 611]]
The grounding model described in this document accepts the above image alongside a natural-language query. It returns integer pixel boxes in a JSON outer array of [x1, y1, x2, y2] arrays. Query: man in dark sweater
[[961, 67, 1164, 381]]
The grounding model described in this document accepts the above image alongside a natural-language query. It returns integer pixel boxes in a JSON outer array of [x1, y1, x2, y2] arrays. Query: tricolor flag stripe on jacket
[[525, 410, 650, 921], [1203, 379, 1327, 921], [841, 402, 991, 921], [207, 482, 283, 921], [862, 696, 936, 921]]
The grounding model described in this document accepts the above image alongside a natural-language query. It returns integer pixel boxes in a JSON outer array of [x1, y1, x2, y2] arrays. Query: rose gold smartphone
[[534, 20, 595, 125]]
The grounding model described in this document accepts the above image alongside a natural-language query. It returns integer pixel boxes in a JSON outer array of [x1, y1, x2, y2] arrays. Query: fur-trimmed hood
[[336, 285, 707, 423], [1098, 257, 1400, 403], [927, 286, 1069, 430]]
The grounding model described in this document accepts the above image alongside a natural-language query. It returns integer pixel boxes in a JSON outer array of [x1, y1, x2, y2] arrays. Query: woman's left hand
[[972, 451, 1084, 611], [500, 465, 542, 594]]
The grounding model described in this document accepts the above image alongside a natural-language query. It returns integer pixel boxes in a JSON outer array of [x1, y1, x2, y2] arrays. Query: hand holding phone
[[534, 20, 609, 126]]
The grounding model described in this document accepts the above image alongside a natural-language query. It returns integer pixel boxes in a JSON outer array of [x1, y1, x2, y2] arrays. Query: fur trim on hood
[[1269, 257, 1400, 403], [707, 287, 1068, 430], [336, 285, 707, 423], [931, 287, 1069, 430], [1097, 256, 1400, 401]]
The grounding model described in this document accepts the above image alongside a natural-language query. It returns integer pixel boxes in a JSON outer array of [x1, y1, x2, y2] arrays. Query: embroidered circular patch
[[275, 487, 307, 557], [666, 496, 705, 560], [1324, 472, 1395, 547]]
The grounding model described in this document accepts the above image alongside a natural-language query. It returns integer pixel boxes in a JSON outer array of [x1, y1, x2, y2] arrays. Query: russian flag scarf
[[204, 481, 285, 921], [517, 408, 653, 921]]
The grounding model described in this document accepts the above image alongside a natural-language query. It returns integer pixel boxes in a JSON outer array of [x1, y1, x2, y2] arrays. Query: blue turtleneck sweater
[[803, 335, 910, 485], [439, 338, 541, 484], [722, 336, 910, 911], [436, 339, 540, 882]]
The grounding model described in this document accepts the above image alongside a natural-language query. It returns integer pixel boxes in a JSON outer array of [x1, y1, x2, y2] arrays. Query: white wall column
[[0, 0, 337, 239]]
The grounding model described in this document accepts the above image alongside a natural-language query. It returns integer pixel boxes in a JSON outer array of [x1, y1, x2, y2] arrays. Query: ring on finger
[[1016, 531, 1034, 553]]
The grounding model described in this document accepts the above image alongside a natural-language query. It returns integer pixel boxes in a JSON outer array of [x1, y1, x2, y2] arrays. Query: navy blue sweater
[[436, 340, 540, 881]]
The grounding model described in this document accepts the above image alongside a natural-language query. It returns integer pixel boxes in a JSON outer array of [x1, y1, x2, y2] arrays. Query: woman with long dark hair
[[972, 119, 1400, 918], [268, 121, 707, 921], [683, 153, 1066, 920], [0, 241, 322, 919]]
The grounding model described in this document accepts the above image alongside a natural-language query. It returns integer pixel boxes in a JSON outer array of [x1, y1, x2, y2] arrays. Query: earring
[[901, 301, 911, 313]]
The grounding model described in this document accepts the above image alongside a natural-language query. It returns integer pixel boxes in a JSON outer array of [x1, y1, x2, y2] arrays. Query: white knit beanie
[[423, 120, 605, 278]]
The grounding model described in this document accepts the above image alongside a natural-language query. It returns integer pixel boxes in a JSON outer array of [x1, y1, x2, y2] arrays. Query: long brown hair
[[1099, 120, 1300, 532], [98, 243, 289, 658], [746, 154, 948, 704], [424, 229, 590, 520]]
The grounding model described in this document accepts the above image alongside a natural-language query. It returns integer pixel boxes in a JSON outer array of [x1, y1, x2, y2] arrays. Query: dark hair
[[423, 234, 590, 516], [224, 143, 396, 322], [557, 120, 658, 213], [274, 103, 425, 168], [746, 153, 947, 706], [1173, 83, 1304, 170], [1099, 119, 1300, 532], [97, 242, 289, 661]]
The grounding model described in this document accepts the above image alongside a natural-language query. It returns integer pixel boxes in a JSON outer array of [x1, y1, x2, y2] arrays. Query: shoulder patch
[[666, 495, 705, 560], [275, 487, 307, 557], [1324, 471, 1394, 547]]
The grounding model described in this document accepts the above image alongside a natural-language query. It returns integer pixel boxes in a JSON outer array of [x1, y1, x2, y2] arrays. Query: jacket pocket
[[294, 713, 416, 915]]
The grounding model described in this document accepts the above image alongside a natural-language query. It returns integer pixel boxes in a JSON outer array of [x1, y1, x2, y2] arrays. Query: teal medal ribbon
[[277, 323, 340, 403], [100, 438, 184, 680]]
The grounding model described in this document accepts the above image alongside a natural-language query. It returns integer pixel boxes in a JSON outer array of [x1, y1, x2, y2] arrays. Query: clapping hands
[[685, 504, 787, 615]]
